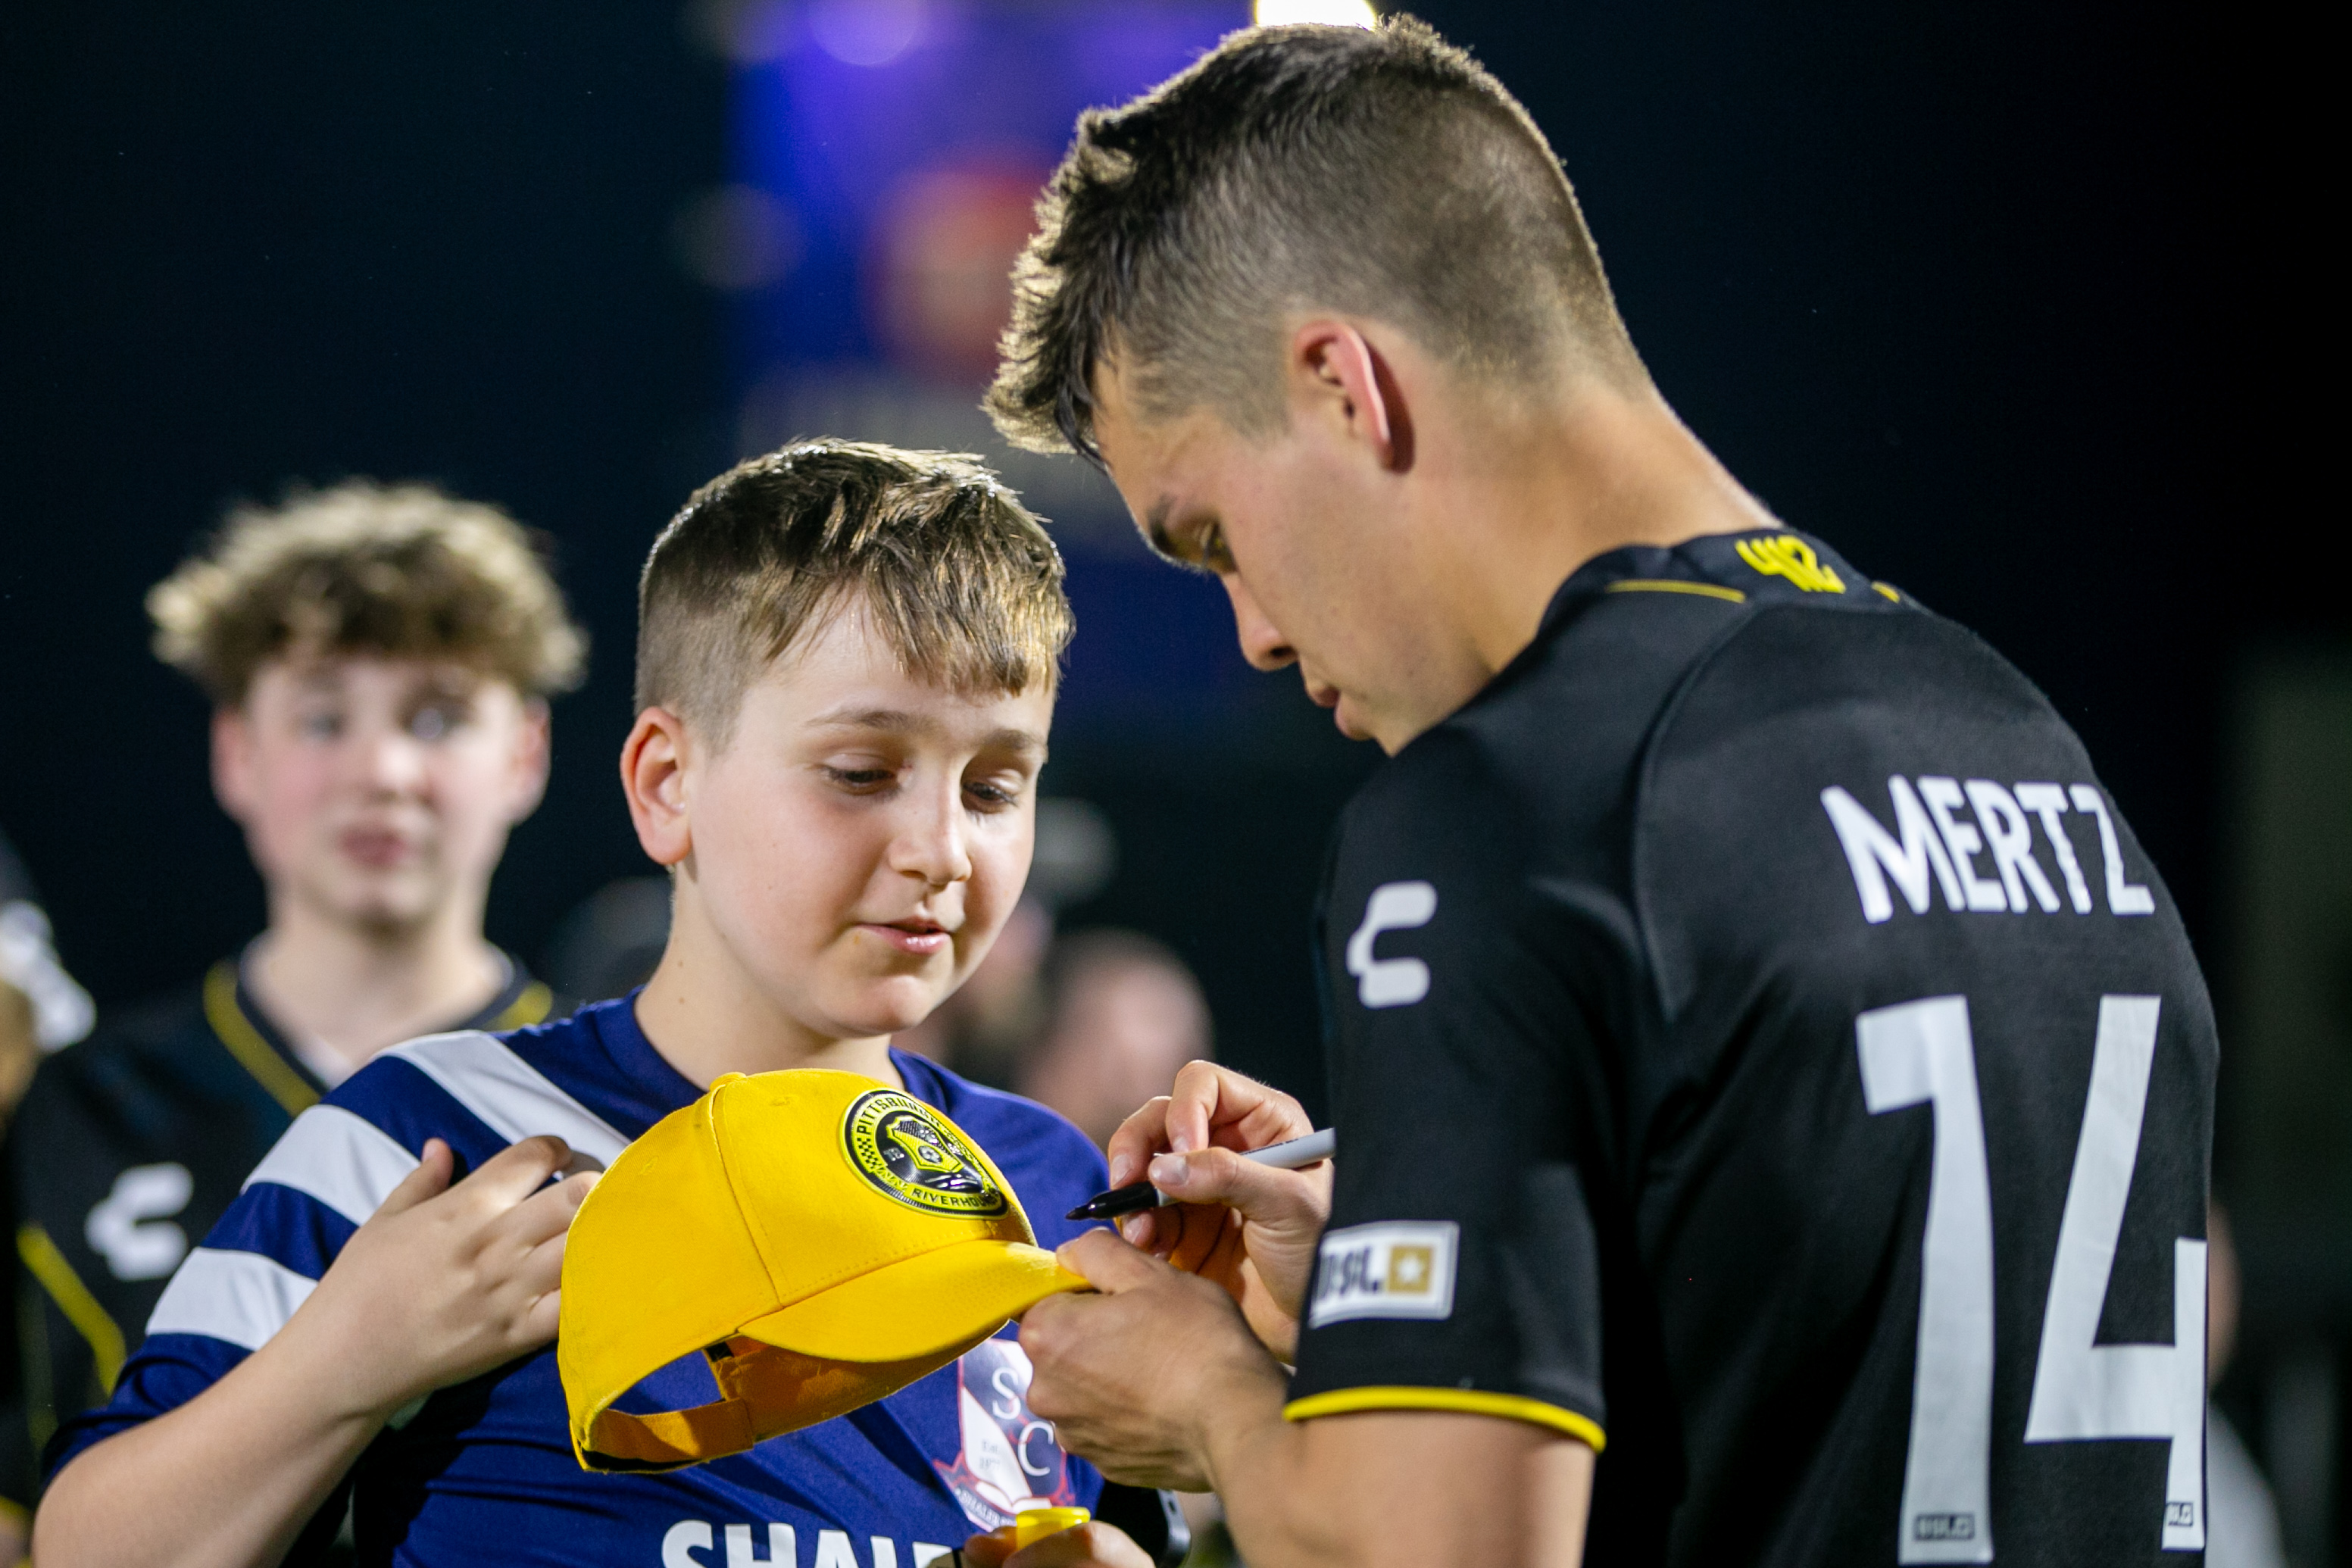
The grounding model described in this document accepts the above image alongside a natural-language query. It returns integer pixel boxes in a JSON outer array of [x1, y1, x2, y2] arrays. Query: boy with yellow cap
[[36, 442, 1154, 1568]]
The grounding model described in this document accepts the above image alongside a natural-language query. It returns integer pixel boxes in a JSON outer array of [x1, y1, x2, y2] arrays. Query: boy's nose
[[890, 788, 973, 888], [348, 724, 429, 792]]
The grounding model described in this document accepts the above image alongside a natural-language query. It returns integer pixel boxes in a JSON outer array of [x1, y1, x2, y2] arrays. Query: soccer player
[[33, 442, 1156, 1568], [987, 18, 2215, 1568], [2, 484, 576, 1521]]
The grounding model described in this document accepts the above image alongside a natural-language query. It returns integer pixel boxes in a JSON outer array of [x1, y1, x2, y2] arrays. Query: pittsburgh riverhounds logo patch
[[842, 1090, 1010, 1217]]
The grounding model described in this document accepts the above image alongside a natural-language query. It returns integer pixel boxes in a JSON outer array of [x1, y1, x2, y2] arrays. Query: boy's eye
[[821, 765, 896, 791], [964, 776, 1024, 810], [296, 710, 344, 740]]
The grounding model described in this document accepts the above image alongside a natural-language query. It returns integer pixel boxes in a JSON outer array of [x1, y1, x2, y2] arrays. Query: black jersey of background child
[[1292, 528, 2214, 1567]]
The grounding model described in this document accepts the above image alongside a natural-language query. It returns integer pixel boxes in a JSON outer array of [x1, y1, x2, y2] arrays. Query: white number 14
[[1857, 994, 2204, 1562]]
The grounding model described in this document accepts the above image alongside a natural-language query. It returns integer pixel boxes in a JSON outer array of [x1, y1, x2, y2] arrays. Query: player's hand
[[1105, 1060, 1329, 1358], [959, 1520, 1154, 1568], [1020, 1229, 1289, 1494], [277, 1135, 595, 1420]]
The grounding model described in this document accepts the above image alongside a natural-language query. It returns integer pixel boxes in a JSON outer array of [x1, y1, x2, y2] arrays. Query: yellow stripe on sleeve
[[205, 963, 318, 1117], [489, 980, 554, 1031], [1604, 579, 1746, 604], [16, 1223, 126, 1395], [1282, 1386, 1605, 1451]]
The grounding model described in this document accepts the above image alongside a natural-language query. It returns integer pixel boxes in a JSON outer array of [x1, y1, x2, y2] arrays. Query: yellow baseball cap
[[559, 1068, 1089, 1473]]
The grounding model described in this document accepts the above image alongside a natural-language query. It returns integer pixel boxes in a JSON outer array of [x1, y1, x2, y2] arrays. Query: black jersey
[[1288, 529, 2214, 1566], [0, 952, 552, 1504]]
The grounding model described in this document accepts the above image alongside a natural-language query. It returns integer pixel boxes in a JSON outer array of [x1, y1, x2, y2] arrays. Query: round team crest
[[842, 1090, 1009, 1218]]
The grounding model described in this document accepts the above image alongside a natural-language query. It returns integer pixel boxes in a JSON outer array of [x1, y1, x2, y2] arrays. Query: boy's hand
[[1104, 1061, 1330, 1358], [960, 1520, 1154, 1568], [281, 1135, 595, 1420]]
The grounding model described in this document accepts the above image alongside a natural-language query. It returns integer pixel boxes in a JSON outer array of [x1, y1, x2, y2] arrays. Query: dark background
[[2, 0, 2331, 1541]]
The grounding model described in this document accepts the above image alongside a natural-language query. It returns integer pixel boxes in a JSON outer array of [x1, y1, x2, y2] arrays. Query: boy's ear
[[211, 705, 258, 825], [620, 707, 694, 867]]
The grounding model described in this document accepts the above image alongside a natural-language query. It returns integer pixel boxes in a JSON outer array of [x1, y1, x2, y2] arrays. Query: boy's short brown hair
[[148, 481, 587, 705], [988, 15, 1643, 464], [635, 439, 1072, 748]]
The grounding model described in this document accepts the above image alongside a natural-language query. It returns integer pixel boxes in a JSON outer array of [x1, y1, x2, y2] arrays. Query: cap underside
[[738, 1239, 1087, 1362]]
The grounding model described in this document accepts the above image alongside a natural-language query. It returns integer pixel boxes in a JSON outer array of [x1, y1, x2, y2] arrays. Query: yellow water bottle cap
[[1014, 1507, 1092, 1548]]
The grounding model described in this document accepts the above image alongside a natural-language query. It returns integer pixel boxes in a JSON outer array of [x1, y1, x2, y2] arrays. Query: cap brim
[[738, 1240, 1089, 1363]]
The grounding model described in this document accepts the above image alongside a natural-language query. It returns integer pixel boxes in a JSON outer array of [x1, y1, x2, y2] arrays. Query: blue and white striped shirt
[[52, 996, 1109, 1566]]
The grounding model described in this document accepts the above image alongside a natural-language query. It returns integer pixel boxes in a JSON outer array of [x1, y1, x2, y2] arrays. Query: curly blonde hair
[[148, 481, 588, 704]]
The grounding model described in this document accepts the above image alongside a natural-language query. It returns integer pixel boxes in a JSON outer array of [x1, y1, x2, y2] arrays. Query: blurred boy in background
[[0, 484, 583, 1527]]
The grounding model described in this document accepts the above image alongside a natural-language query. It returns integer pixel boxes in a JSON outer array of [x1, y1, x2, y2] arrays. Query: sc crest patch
[[842, 1089, 1008, 1217]]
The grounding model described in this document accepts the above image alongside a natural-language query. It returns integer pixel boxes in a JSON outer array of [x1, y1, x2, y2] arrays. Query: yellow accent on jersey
[[1605, 579, 1747, 604], [1873, 581, 1901, 601], [17, 1223, 125, 1395], [1735, 534, 1846, 593], [204, 962, 318, 1117], [1282, 1385, 1606, 1451], [491, 980, 554, 1031]]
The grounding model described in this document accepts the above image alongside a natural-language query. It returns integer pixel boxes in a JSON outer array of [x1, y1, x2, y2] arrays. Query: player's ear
[[210, 703, 259, 823], [1289, 320, 1412, 473], [620, 706, 693, 867]]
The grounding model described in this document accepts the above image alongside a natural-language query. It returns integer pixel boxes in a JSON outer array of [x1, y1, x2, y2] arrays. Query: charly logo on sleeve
[[1345, 881, 1437, 1009], [841, 1090, 1009, 1217], [1307, 1220, 1460, 1327]]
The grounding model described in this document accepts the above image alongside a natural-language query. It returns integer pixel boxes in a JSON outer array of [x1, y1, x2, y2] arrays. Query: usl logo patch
[[841, 1090, 1008, 1217], [1308, 1220, 1459, 1327]]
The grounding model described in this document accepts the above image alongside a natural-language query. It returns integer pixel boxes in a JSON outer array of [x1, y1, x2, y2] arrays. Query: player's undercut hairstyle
[[148, 481, 587, 706], [635, 439, 1073, 748], [988, 14, 1645, 463]]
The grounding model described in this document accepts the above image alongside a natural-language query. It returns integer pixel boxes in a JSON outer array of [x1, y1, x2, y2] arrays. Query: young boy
[[35, 442, 1149, 1568], [2, 484, 579, 1526]]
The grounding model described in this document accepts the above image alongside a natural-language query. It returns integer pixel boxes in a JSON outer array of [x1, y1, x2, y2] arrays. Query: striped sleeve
[[45, 1030, 629, 1479]]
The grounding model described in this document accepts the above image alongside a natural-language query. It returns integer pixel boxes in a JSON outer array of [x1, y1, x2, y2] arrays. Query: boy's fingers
[[500, 1169, 597, 1250], [457, 1135, 576, 1208], [374, 1139, 458, 1217]]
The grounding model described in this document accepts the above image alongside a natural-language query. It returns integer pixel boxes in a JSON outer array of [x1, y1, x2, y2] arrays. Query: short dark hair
[[635, 439, 1072, 748], [987, 14, 1643, 463]]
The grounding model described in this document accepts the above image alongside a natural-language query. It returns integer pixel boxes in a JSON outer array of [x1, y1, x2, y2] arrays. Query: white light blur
[[808, 0, 927, 67], [1253, 0, 1378, 27]]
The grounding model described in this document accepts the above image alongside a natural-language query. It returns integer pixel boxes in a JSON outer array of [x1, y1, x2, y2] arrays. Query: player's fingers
[[960, 1527, 1019, 1567], [1104, 1095, 1175, 1188], [1164, 1201, 1234, 1277], [1005, 1523, 1154, 1568], [373, 1139, 456, 1219], [1167, 1060, 1310, 1155], [1146, 1145, 1327, 1232], [1054, 1228, 1173, 1294], [457, 1135, 576, 1210]]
